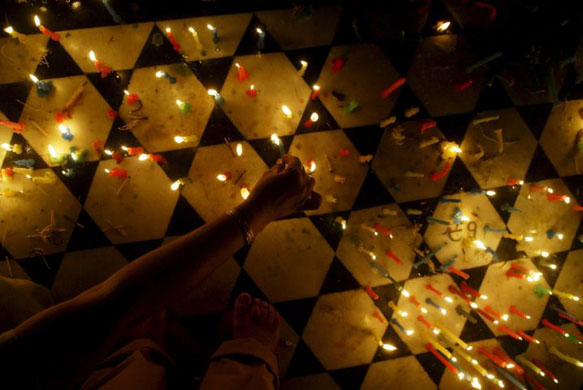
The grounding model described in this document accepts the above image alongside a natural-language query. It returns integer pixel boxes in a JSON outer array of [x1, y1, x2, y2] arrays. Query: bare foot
[[233, 293, 280, 352]]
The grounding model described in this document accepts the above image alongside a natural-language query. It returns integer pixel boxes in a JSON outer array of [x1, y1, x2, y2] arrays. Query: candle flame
[[249, 84, 255, 90], [256, 27, 263, 34], [401, 289, 410, 298], [34, 15, 40, 27], [207, 24, 215, 31], [547, 187, 554, 193], [240, 186, 250, 199], [138, 154, 149, 161], [174, 136, 186, 144], [207, 89, 218, 96], [29, 74, 39, 83], [217, 173, 228, 182], [170, 179, 183, 191], [310, 112, 319, 122], [71, 152, 77, 161], [270, 133, 280, 145], [104, 168, 110, 173], [89, 50, 97, 62], [58, 124, 68, 134], [486, 190, 496, 196], [406, 329, 414, 335], [381, 343, 397, 351], [282, 105, 292, 118], [123, 89, 130, 96], [165, 27, 171, 33], [1, 143, 11, 151], [308, 159, 316, 173], [557, 233, 564, 240], [435, 20, 451, 33], [48, 144, 57, 158], [564, 196, 571, 204], [236, 143, 243, 156], [524, 236, 534, 242], [473, 240, 487, 250], [313, 84, 320, 91], [176, 99, 183, 106], [300, 60, 307, 66], [104, 149, 113, 156], [541, 251, 549, 258], [188, 27, 195, 33], [156, 70, 164, 78], [235, 62, 240, 68], [4, 26, 14, 34]]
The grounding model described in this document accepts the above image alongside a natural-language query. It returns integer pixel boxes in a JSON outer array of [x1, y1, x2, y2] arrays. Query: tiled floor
[[1, 1, 583, 389]]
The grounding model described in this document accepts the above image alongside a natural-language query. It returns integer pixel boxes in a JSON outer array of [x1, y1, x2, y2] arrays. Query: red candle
[[506, 269, 526, 279], [164, 28, 181, 52], [531, 359, 558, 383], [478, 347, 506, 367], [365, 285, 379, 300], [509, 305, 529, 319], [524, 374, 546, 390], [89, 51, 113, 78], [454, 79, 474, 91], [573, 205, 583, 211], [385, 250, 403, 264], [530, 184, 547, 192], [546, 194, 566, 202], [430, 161, 451, 180], [447, 266, 469, 279], [304, 112, 319, 128], [380, 77, 406, 99], [124, 90, 140, 105], [497, 324, 522, 340], [510, 263, 530, 273], [409, 295, 422, 307], [507, 177, 523, 186], [516, 330, 537, 344], [474, 1, 497, 22], [107, 167, 128, 178], [92, 139, 104, 155], [477, 308, 497, 323], [372, 310, 386, 324], [310, 85, 320, 100], [493, 347, 523, 374], [460, 282, 481, 299], [485, 305, 503, 320], [417, 315, 434, 330], [149, 154, 167, 165], [125, 146, 144, 156], [373, 223, 392, 237], [235, 63, 249, 82], [331, 58, 344, 72], [34, 15, 60, 41], [425, 284, 445, 297], [425, 343, 459, 375], [246, 85, 257, 98], [112, 152, 124, 164], [542, 319, 568, 336], [419, 119, 437, 134], [0, 120, 25, 132], [558, 311, 583, 326], [448, 285, 470, 302]]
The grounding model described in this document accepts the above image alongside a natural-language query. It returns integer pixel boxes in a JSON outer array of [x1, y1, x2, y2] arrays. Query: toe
[[235, 293, 252, 315], [268, 305, 275, 326], [260, 301, 269, 321]]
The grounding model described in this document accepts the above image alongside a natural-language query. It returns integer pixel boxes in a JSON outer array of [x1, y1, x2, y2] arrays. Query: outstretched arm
[[5, 155, 320, 390]]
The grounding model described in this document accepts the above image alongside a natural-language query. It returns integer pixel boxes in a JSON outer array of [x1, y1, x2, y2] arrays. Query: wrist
[[235, 198, 273, 235]]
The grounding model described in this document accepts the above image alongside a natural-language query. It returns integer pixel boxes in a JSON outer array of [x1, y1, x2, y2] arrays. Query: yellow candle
[[552, 289, 581, 302], [517, 356, 544, 376], [435, 322, 470, 350], [451, 345, 488, 377], [388, 301, 408, 317], [357, 245, 376, 260], [188, 27, 204, 51], [422, 331, 452, 359], [360, 223, 378, 235], [12, 167, 33, 175], [550, 346, 583, 367], [503, 233, 524, 240], [32, 172, 56, 184]]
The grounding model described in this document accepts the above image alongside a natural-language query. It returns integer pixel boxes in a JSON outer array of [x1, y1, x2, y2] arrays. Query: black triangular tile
[[188, 56, 234, 91], [67, 209, 111, 252], [524, 145, 560, 183], [328, 364, 368, 390], [248, 136, 293, 167], [115, 239, 162, 262], [379, 39, 419, 77], [391, 84, 430, 121], [532, 250, 568, 288], [234, 14, 281, 56], [414, 351, 446, 386], [372, 324, 411, 362], [273, 297, 317, 335], [562, 174, 583, 206], [331, 7, 363, 46], [0, 82, 32, 122], [352, 169, 395, 210], [452, 265, 488, 291], [284, 45, 331, 87], [319, 256, 361, 295], [442, 158, 481, 195], [233, 245, 251, 267], [227, 268, 269, 309], [474, 79, 514, 112], [516, 104, 553, 139], [134, 25, 185, 68], [199, 106, 245, 147], [434, 112, 473, 145], [486, 184, 522, 224], [458, 314, 496, 343], [285, 339, 326, 378], [496, 237, 522, 261], [342, 125, 384, 156], [371, 283, 405, 319], [295, 98, 340, 135], [165, 195, 205, 237], [17, 252, 63, 289], [308, 211, 350, 252], [398, 198, 439, 232], [158, 147, 196, 182], [496, 335, 529, 359], [33, 39, 83, 79], [87, 70, 133, 110], [51, 160, 98, 204], [1, 133, 48, 170], [103, 117, 144, 153]]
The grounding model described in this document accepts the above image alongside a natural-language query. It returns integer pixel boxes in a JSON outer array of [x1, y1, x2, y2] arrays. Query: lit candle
[[417, 315, 435, 331], [31, 171, 57, 184], [531, 359, 558, 383], [207, 24, 219, 44], [388, 301, 408, 318], [58, 124, 74, 141], [3, 26, 27, 43], [516, 330, 539, 344], [478, 347, 506, 367], [48, 144, 63, 163], [270, 133, 285, 157], [30, 74, 52, 97], [176, 99, 192, 114], [425, 343, 459, 375], [102, 0, 124, 24], [105, 167, 128, 178], [256, 27, 265, 49], [549, 346, 583, 367], [552, 288, 581, 302], [448, 266, 469, 279], [509, 305, 530, 319], [235, 63, 249, 82], [240, 185, 250, 200], [426, 284, 445, 298], [497, 324, 522, 340], [1, 143, 22, 154], [155, 70, 176, 84], [493, 365, 526, 390], [89, 51, 113, 78], [547, 193, 570, 203], [434, 20, 451, 33], [298, 60, 308, 77], [236, 143, 243, 156], [208, 89, 225, 105], [380, 341, 397, 351], [216, 172, 231, 182], [507, 177, 524, 186], [164, 28, 181, 52], [282, 105, 292, 119], [310, 84, 320, 100], [304, 112, 319, 128], [246, 84, 257, 98], [306, 159, 316, 173], [380, 77, 406, 99], [174, 135, 197, 144], [33, 15, 60, 41], [170, 179, 184, 191], [187, 27, 204, 51], [516, 356, 544, 377], [425, 298, 447, 315], [0, 120, 25, 132]]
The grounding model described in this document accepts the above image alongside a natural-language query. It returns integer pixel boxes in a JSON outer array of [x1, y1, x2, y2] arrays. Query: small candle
[[164, 28, 181, 52], [493, 365, 526, 390], [271, 133, 285, 157], [380, 77, 406, 99], [208, 89, 225, 105], [419, 119, 437, 134], [425, 343, 459, 375], [105, 167, 128, 178], [509, 305, 530, 319], [507, 177, 524, 186], [549, 346, 583, 367], [435, 322, 470, 350], [34, 15, 60, 41], [531, 359, 558, 383], [434, 20, 451, 33], [3, 26, 27, 43], [155, 70, 176, 84], [426, 298, 447, 315], [547, 193, 570, 203], [0, 120, 25, 132], [122, 146, 144, 156], [30, 74, 52, 97], [447, 266, 469, 279], [217, 172, 232, 182], [426, 284, 445, 297], [385, 250, 402, 264], [310, 84, 320, 100], [246, 84, 257, 98], [236, 143, 243, 156], [170, 179, 184, 191], [176, 99, 192, 114], [58, 124, 74, 141], [1, 143, 22, 154], [123, 90, 140, 105], [552, 288, 581, 302], [516, 330, 539, 344], [517, 356, 544, 377], [422, 331, 453, 359], [282, 105, 292, 119], [187, 27, 204, 51], [298, 60, 308, 77], [240, 185, 250, 200], [256, 27, 265, 49], [304, 112, 319, 128], [478, 347, 506, 367], [497, 324, 522, 340], [207, 24, 219, 44], [89, 51, 113, 78], [174, 135, 197, 144], [235, 63, 249, 82]]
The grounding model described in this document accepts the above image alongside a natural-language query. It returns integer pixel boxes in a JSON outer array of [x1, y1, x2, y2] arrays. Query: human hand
[[240, 154, 321, 228]]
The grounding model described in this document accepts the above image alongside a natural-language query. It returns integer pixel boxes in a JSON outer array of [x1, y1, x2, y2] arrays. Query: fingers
[[303, 191, 322, 210], [271, 158, 285, 173], [306, 176, 315, 195], [282, 154, 302, 173]]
